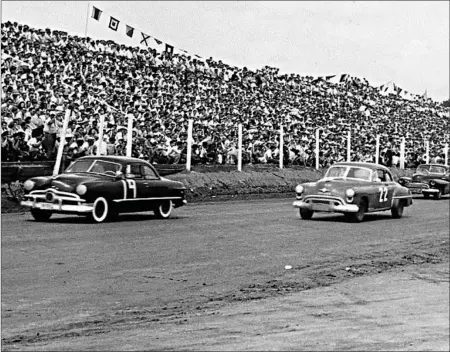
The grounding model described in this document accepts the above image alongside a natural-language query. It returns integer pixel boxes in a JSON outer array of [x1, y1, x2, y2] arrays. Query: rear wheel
[[154, 200, 172, 219], [391, 200, 404, 219], [299, 208, 314, 220], [434, 190, 442, 200], [349, 199, 367, 223], [31, 209, 52, 222]]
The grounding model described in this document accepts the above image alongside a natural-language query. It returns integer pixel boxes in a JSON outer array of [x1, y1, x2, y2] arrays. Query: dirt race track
[[1, 196, 449, 351]]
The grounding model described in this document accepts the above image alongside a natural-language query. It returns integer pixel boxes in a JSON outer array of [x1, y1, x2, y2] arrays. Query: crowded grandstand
[[1, 20, 449, 168]]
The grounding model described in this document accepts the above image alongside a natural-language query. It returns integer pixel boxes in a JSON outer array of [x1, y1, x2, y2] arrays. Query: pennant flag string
[[87, 4, 205, 60]]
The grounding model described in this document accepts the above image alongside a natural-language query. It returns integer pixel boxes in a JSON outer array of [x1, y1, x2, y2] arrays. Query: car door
[[380, 169, 396, 208], [122, 163, 147, 211], [141, 164, 169, 201], [371, 169, 394, 209]]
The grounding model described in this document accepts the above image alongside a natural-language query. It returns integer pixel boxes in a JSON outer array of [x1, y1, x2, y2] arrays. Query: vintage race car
[[20, 156, 187, 223], [398, 164, 449, 199], [293, 162, 413, 222]]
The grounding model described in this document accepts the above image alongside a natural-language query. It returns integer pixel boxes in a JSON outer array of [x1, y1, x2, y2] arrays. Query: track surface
[[2, 196, 449, 350]]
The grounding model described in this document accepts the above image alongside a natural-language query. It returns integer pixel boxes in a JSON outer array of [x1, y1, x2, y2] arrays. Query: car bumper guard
[[293, 200, 359, 213], [421, 188, 440, 194], [21, 200, 93, 213]]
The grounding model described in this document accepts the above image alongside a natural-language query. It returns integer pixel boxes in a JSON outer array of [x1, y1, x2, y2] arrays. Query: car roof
[[331, 162, 390, 171], [78, 155, 150, 167], [419, 164, 449, 168]]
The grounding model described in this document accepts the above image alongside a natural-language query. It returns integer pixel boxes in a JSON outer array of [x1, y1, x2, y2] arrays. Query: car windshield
[[64, 159, 122, 175], [416, 165, 431, 175], [429, 166, 446, 174], [324, 166, 372, 181]]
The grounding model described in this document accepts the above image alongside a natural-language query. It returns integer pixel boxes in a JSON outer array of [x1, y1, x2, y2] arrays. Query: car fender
[[430, 178, 449, 186], [392, 186, 413, 206], [26, 176, 52, 190], [82, 181, 123, 203]]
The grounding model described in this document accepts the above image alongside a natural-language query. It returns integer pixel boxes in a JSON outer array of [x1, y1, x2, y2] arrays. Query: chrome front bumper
[[20, 200, 93, 213], [293, 200, 359, 213], [406, 182, 428, 194], [421, 188, 440, 194]]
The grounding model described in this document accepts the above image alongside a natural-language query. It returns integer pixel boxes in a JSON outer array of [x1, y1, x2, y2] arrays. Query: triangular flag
[[126, 25, 134, 38], [165, 44, 174, 55], [154, 38, 162, 45], [109, 17, 120, 31], [92, 6, 102, 21], [195, 54, 201, 58], [325, 75, 336, 81]]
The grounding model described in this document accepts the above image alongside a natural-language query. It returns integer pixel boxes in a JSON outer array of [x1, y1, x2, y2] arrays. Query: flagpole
[[84, 2, 90, 38]]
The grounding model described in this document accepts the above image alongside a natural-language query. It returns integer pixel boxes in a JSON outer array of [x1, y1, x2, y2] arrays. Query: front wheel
[[434, 190, 442, 200], [299, 208, 314, 220], [391, 201, 404, 219], [154, 200, 172, 219], [348, 199, 367, 223], [89, 197, 111, 223], [31, 209, 52, 222]]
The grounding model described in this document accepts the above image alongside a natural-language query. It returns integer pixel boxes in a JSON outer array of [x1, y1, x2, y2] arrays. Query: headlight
[[24, 180, 35, 191], [295, 185, 304, 194], [76, 185, 87, 195], [430, 181, 435, 186], [345, 189, 355, 198]]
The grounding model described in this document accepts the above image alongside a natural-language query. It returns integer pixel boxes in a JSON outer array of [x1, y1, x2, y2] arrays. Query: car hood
[[34, 173, 107, 193], [304, 178, 371, 195], [411, 174, 441, 182]]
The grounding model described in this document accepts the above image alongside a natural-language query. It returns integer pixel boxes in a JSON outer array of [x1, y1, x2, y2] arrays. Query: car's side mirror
[[115, 171, 124, 180], [374, 177, 382, 183]]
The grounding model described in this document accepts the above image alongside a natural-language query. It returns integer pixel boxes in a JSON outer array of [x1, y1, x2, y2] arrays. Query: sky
[[2, 1, 449, 102]]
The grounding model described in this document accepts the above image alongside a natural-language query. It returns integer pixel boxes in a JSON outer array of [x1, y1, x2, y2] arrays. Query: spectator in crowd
[[1, 20, 449, 168]]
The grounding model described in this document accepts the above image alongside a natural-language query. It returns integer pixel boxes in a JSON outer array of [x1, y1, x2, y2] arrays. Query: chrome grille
[[304, 195, 345, 206], [26, 189, 85, 203]]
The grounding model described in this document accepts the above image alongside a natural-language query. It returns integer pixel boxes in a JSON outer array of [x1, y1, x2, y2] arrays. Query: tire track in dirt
[[1, 197, 448, 349]]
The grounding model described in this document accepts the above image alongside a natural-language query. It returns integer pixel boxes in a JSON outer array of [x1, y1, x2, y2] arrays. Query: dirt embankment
[[1, 167, 413, 213]]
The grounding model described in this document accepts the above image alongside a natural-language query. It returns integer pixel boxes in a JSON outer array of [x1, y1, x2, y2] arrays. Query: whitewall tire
[[154, 200, 172, 219], [92, 197, 109, 223]]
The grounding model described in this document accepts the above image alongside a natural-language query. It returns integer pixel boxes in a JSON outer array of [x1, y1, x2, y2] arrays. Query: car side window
[[126, 164, 143, 179], [142, 165, 159, 180], [384, 171, 392, 182], [376, 170, 385, 182]]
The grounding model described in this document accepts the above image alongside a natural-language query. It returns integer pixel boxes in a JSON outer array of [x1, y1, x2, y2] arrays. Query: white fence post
[[96, 113, 105, 156], [237, 124, 243, 172], [425, 140, 430, 164], [126, 113, 133, 157], [444, 143, 449, 166], [186, 119, 193, 171], [279, 125, 284, 169], [53, 109, 71, 176], [400, 137, 405, 169], [315, 129, 320, 170], [347, 130, 351, 162], [375, 135, 380, 164]]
